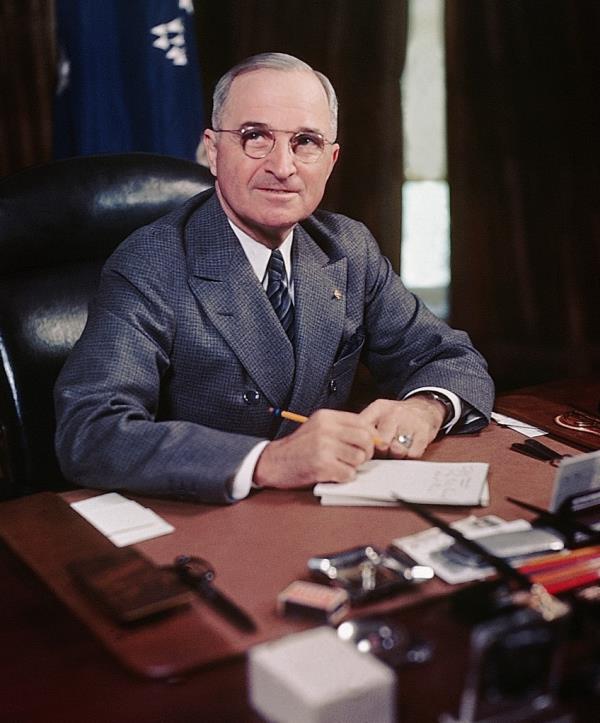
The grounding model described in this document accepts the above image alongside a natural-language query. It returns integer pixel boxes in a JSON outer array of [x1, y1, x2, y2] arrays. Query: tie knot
[[267, 249, 286, 280]]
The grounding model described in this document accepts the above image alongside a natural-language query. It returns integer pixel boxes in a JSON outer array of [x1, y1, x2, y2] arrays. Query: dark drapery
[[196, 0, 407, 269], [0, 0, 55, 177], [447, 0, 600, 391]]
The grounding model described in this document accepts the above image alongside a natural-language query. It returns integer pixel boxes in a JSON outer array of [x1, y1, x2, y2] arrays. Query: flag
[[54, 0, 204, 160]]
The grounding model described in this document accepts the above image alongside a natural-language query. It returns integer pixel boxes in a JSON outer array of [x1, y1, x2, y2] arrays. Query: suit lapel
[[288, 225, 348, 414], [186, 196, 295, 407]]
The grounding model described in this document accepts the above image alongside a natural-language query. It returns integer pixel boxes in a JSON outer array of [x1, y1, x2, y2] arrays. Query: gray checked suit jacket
[[54, 190, 494, 504]]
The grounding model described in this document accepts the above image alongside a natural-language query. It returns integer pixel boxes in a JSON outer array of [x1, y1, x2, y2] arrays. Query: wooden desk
[[497, 375, 600, 451], [0, 413, 596, 722]]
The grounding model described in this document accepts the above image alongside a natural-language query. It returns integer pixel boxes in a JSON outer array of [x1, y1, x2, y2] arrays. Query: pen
[[270, 407, 384, 446], [174, 555, 257, 634]]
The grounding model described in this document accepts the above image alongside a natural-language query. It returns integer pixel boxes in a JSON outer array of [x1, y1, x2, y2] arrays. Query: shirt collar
[[227, 219, 294, 284]]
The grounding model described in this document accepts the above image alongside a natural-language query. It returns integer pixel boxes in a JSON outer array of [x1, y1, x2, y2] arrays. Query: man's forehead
[[222, 68, 331, 129]]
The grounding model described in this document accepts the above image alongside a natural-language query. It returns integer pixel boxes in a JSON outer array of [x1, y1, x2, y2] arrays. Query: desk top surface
[[2, 378, 598, 722]]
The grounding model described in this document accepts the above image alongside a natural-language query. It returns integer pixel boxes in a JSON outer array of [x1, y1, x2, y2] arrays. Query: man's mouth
[[255, 187, 298, 194]]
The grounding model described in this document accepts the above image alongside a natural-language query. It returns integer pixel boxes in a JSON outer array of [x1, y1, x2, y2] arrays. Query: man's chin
[[250, 221, 295, 245]]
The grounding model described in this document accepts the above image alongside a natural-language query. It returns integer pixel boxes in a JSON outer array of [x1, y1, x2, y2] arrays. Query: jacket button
[[329, 379, 337, 394], [243, 390, 261, 405]]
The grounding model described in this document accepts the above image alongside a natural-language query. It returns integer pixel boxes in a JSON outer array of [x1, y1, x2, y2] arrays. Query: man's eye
[[242, 129, 269, 142], [294, 133, 321, 147]]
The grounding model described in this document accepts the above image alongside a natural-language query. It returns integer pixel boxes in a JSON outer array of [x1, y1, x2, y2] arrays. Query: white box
[[248, 627, 397, 723]]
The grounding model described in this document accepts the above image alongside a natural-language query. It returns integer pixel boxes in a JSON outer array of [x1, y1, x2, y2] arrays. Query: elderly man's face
[[204, 69, 339, 248]]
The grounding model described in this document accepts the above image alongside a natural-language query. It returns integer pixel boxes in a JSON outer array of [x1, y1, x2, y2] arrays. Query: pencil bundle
[[519, 545, 600, 595]]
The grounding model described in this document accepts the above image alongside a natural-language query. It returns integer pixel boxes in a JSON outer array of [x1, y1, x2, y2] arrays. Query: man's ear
[[326, 143, 340, 180], [203, 129, 218, 176]]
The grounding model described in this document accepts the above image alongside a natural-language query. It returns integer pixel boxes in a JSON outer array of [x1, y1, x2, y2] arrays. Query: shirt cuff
[[403, 386, 462, 432], [229, 440, 270, 500]]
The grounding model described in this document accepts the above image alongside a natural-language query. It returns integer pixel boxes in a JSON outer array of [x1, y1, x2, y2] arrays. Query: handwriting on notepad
[[426, 467, 483, 500]]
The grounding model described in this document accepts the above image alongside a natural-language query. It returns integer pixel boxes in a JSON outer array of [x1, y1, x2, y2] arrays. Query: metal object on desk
[[173, 554, 257, 633], [555, 409, 600, 437], [307, 545, 433, 602], [440, 526, 565, 569], [337, 616, 433, 668]]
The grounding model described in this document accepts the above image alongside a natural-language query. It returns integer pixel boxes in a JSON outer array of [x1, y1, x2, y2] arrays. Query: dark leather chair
[[0, 153, 214, 499]]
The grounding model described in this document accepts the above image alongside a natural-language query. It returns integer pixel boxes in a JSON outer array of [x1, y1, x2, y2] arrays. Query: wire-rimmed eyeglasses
[[213, 125, 336, 163]]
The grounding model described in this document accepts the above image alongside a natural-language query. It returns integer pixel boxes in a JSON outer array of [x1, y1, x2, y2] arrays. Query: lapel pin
[[333, 289, 343, 300]]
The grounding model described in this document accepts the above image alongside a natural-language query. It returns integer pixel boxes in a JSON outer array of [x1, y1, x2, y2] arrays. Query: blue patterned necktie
[[266, 249, 295, 343]]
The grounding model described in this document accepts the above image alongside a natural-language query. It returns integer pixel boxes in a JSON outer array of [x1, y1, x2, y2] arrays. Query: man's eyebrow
[[239, 121, 326, 135], [239, 121, 269, 129]]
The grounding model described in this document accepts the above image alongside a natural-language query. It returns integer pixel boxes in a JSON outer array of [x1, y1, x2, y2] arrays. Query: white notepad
[[70, 492, 174, 546], [314, 459, 489, 507]]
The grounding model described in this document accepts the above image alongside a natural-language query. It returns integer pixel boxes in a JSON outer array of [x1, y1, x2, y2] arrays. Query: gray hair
[[211, 52, 338, 140]]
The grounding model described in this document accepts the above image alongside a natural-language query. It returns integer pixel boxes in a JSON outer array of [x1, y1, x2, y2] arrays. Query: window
[[400, 0, 449, 319]]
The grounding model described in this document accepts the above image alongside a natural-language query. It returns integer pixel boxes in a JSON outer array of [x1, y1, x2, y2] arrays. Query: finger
[[309, 409, 379, 447], [333, 438, 373, 467], [301, 424, 374, 469]]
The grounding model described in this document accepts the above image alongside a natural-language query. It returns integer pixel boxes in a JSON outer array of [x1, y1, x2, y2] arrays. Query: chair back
[[0, 153, 214, 498]]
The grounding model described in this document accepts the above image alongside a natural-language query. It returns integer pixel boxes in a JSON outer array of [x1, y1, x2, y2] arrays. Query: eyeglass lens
[[240, 127, 325, 162]]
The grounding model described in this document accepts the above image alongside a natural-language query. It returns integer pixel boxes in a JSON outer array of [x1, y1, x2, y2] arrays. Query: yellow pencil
[[269, 407, 383, 446], [269, 407, 308, 424]]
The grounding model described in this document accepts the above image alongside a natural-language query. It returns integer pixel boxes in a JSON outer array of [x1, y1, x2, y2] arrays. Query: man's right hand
[[252, 409, 377, 489]]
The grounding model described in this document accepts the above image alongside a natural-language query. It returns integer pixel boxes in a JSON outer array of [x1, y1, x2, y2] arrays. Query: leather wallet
[[67, 547, 193, 623]]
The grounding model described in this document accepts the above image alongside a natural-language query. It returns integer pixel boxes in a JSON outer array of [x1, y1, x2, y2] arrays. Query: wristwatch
[[413, 391, 454, 425]]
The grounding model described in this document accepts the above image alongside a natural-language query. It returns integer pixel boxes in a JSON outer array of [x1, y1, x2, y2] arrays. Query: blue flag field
[[54, 0, 204, 160]]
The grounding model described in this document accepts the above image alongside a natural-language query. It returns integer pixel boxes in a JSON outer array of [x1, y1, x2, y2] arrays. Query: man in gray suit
[[54, 52, 494, 504]]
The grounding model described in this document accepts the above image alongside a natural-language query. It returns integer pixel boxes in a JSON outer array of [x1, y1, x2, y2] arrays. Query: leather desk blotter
[[0, 492, 268, 678], [0, 485, 454, 680], [1, 491, 435, 680]]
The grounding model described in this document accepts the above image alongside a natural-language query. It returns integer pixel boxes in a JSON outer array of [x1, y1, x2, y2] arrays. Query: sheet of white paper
[[109, 516, 175, 547], [70, 493, 174, 546], [71, 497, 153, 536], [314, 460, 489, 507], [392, 516, 530, 585], [491, 412, 547, 438]]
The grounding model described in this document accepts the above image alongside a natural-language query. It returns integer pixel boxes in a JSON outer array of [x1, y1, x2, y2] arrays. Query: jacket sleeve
[[54, 240, 262, 505], [358, 225, 495, 432]]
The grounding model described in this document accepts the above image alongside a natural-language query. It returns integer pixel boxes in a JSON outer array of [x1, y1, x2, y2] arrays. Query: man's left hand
[[359, 396, 446, 459]]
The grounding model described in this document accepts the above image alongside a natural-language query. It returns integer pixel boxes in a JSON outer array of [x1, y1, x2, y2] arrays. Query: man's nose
[[264, 137, 297, 177]]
